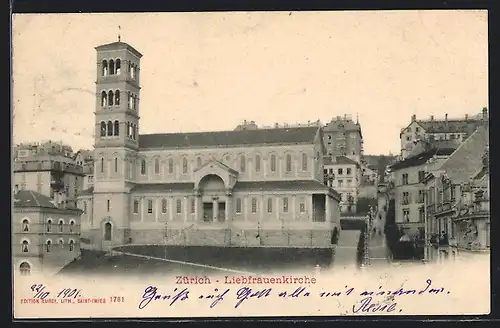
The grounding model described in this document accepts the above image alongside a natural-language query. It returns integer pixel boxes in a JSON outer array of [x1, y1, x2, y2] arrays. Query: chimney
[[430, 115, 434, 121], [243, 120, 247, 125], [274, 123, 279, 128], [465, 114, 468, 120], [411, 114, 416, 122]]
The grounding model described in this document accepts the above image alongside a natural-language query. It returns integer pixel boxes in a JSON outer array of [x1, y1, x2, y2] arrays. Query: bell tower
[[91, 38, 143, 249]]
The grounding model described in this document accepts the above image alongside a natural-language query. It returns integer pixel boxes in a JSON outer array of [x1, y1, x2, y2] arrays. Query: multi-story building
[[12, 187, 82, 276], [13, 141, 85, 209], [323, 156, 361, 214], [77, 39, 341, 251], [388, 146, 456, 239], [399, 109, 489, 160], [322, 115, 363, 163], [74, 150, 94, 190], [423, 125, 489, 263]]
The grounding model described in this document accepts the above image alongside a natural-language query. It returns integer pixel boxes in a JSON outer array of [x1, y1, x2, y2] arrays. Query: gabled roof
[[95, 41, 143, 58], [437, 126, 489, 183], [418, 119, 484, 134], [138, 126, 320, 150], [13, 190, 58, 209], [389, 147, 455, 171], [193, 159, 238, 175], [324, 155, 359, 167]]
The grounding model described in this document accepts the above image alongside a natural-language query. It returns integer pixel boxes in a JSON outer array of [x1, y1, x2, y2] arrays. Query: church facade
[[78, 41, 341, 250]]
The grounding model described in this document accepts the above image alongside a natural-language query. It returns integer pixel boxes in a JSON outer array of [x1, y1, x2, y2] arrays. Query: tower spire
[[356, 113, 359, 124], [118, 25, 121, 42]]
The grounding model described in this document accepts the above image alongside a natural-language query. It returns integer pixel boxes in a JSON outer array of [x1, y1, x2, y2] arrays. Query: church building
[[79, 40, 341, 250]]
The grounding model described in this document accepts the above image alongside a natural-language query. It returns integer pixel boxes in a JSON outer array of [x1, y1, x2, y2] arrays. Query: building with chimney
[[13, 141, 85, 209], [322, 114, 363, 163], [399, 108, 489, 160], [12, 187, 82, 277], [422, 125, 489, 263], [77, 39, 341, 251], [387, 145, 457, 239]]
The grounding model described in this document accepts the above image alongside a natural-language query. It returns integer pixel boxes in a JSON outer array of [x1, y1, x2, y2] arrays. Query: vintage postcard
[[11, 10, 490, 319]]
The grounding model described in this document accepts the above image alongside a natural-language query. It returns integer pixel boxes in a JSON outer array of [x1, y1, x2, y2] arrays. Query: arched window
[[58, 220, 64, 233], [131, 64, 135, 79], [101, 91, 107, 107], [302, 153, 308, 171], [22, 240, 29, 253], [114, 157, 118, 172], [176, 199, 182, 214], [115, 59, 121, 75], [107, 121, 113, 136], [70, 221, 75, 233], [100, 121, 106, 137], [100, 158, 104, 173], [46, 219, 52, 233], [240, 155, 246, 173], [59, 239, 64, 248], [126, 122, 130, 138], [46, 240, 51, 253], [267, 198, 273, 213], [69, 240, 74, 251], [108, 91, 114, 106], [236, 198, 242, 213], [133, 95, 137, 110], [132, 124, 137, 140], [154, 158, 160, 174], [255, 155, 261, 172], [22, 219, 29, 232], [286, 154, 292, 172], [104, 222, 112, 241], [168, 158, 174, 174], [270, 154, 277, 172], [161, 198, 167, 213], [19, 262, 31, 276], [109, 59, 115, 75], [182, 158, 188, 174], [128, 93, 132, 109], [83, 201, 87, 213], [197, 156, 202, 168], [141, 159, 147, 175], [102, 60, 108, 76], [114, 120, 119, 136], [115, 90, 120, 105]]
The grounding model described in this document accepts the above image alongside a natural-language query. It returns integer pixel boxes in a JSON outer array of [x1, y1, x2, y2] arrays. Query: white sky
[[12, 10, 488, 155]]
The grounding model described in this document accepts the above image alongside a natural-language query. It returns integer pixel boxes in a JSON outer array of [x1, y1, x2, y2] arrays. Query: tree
[[356, 197, 377, 215], [384, 198, 401, 257], [356, 224, 367, 267]]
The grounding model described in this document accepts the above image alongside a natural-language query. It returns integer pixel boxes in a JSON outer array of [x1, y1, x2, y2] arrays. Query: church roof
[[129, 180, 330, 193], [95, 41, 143, 58], [13, 190, 57, 209], [138, 126, 320, 150]]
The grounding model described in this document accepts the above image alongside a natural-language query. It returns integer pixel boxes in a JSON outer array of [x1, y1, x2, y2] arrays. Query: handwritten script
[[138, 279, 451, 314]]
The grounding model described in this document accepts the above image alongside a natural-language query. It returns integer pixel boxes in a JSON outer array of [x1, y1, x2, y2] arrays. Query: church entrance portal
[[198, 174, 228, 223]]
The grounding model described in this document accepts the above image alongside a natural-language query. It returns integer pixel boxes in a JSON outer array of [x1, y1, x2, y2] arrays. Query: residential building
[[322, 114, 363, 163], [74, 150, 94, 190], [77, 40, 341, 251], [12, 187, 82, 276], [323, 155, 361, 214], [399, 109, 489, 160], [13, 141, 85, 209], [388, 146, 456, 239], [423, 125, 489, 263]]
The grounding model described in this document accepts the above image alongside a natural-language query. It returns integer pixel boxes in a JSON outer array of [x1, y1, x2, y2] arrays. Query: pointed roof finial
[[118, 25, 121, 42], [356, 113, 359, 124]]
